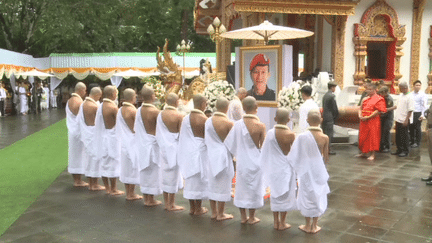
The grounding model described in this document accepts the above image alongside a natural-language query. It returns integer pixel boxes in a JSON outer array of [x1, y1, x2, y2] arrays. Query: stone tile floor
[[1, 109, 432, 242]]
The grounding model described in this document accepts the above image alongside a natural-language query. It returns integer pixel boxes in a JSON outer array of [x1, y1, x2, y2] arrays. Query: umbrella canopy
[[19, 69, 54, 77], [113, 69, 150, 79], [220, 20, 314, 44]]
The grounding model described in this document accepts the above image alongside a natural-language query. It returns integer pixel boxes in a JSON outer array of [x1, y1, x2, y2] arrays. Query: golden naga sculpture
[[156, 39, 183, 95]]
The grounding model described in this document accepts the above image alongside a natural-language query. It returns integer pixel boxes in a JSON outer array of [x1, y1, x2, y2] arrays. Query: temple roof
[[194, 0, 359, 34]]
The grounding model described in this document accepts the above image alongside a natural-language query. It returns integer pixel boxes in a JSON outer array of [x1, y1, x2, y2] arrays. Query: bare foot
[[110, 190, 125, 196], [241, 217, 249, 224], [367, 155, 375, 161], [89, 185, 106, 191], [144, 200, 162, 207], [216, 214, 233, 221], [167, 205, 185, 212], [299, 225, 311, 233], [355, 153, 367, 158], [247, 217, 261, 225], [310, 226, 322, 234], [126, 194, 143, 201], [73, 181, 89, 187], [274, 223, 279, 230], [194, 207, 209, 216], [278, 223, 291, 231]]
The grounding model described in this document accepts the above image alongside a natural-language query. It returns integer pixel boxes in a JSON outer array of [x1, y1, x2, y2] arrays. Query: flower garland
[[203, 80, 236, 112]]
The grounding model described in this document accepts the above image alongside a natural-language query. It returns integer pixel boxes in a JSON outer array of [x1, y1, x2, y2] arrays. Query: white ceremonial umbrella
[[20, 69, 54, 78], [220, 20, 314, 44], [113, 69, 149, 79]]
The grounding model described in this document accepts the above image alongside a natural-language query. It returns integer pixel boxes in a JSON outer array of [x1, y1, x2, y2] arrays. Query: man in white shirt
[[227, 87, 247, 121], [392, 82, 414, 157], [299, 85, 319, 132], [409, 80, 428, 148]]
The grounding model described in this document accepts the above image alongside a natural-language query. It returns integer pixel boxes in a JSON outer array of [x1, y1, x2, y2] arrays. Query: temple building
[[194, 0, 432, 93]]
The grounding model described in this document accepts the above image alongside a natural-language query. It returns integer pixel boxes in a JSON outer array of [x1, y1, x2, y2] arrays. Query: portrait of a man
[[247, 54, 276, 101]]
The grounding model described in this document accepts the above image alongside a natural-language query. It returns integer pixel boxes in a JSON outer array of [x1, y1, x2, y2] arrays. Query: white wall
[[420, 0, 432, 91], [344, 0, 413, 88]]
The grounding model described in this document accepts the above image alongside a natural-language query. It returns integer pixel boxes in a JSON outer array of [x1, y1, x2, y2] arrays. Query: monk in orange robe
[[357, 82, 387, 161]]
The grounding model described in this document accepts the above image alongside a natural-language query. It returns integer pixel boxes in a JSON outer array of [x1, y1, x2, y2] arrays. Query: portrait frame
[[239, 45, 282, 107]]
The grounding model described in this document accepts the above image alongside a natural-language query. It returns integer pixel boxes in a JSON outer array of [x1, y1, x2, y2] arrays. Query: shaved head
[[141, 86, 155, 102], [123, 88, 135, 102], [75, 82, 86, 92], [103, 85, 117, 99], [193, 94, 207, 110], [237, 87, 247, 100], [166, 93, 179, 107], [398, 81, 408, 89], [216, 97, 230, 112], [242, 96, 257, 113], [89, 87, 102, 100], [275, 108, 290, 124], [307, 109, 322, 126]]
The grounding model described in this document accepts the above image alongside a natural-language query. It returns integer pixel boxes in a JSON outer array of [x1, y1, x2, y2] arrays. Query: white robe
[[66, 101, 85, 174], [178, 114, 208, 200], [19, 87, 28, 114], [287, 131, 330, 217], [298, 99, 319, 132], [155, 113, 183, 193], [50, 90, 57, 108], [96, 104, 121, 178], [117, 107, 139, 185], [260, 128, 297, 212], [78, 103, 101, 178], [205, 118, 234, 202], [224, 119, 265, 209], [135, 107, 162, 195]]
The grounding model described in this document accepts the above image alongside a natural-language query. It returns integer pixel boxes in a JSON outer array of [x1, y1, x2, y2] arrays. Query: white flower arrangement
[[203, 80, 236, 112], [142, 77, 166, 101], [278, 82, 314, 111]]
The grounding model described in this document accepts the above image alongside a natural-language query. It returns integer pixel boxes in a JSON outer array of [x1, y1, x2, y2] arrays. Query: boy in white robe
[[287, 109, 330, 234], [205, 97, 234, 221], [117, 89, 142, 201], [98, 85, 124, 196], [178, 94, 209, 216], [155, 93, 184, 211], [80, 87, 104, 191], [224, 97, 266, 225], [136, 87, 162, 206], [261, 108, 296, 230], [66, 82, 88, 187]]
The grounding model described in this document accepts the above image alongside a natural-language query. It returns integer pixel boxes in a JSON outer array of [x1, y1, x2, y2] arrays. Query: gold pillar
[[409, 0, 426, 84], [316, 16, 324, 70], [331, 16, 347, 89], [428, 31, 432, 93]]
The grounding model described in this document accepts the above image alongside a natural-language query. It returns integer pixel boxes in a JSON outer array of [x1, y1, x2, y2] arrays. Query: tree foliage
[[0, 0, 214, 57]]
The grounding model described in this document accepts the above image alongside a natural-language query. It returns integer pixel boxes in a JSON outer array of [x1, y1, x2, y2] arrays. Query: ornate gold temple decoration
[[428, 26, 432, 93], [410, 0, 426, 84], [156, 39, 183, 95], [316, 16, 324, 70], [231, 0, 358, 16], [353, 0, 406, 93]]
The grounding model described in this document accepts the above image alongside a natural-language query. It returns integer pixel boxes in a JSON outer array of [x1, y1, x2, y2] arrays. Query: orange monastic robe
[[359, 94, 387, 153]]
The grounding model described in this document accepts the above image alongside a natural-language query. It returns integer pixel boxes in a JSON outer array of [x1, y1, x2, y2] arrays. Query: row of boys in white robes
[[66, 83, 330, 233]]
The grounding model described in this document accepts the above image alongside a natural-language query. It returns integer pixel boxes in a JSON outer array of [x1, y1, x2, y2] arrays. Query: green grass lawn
[[0, 120, 68, 236]]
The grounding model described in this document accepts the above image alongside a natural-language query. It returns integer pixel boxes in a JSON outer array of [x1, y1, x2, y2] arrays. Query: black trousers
[[322, 122, 334, 148], [0, 100, 4, 116], [380, 117, 393, 150], [409, 112, 422, 145], [396, 122, 410, 154]]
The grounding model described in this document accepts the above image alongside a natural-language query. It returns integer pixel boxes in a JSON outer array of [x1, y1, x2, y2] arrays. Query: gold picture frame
[[239, 45, 282, 107]]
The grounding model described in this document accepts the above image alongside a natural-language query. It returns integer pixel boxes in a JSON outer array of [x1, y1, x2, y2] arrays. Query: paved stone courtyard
[[1, 109, 432, 242]]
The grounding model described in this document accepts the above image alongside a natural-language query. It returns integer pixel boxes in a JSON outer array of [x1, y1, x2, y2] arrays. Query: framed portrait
[[239, 45, 282, 107]]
